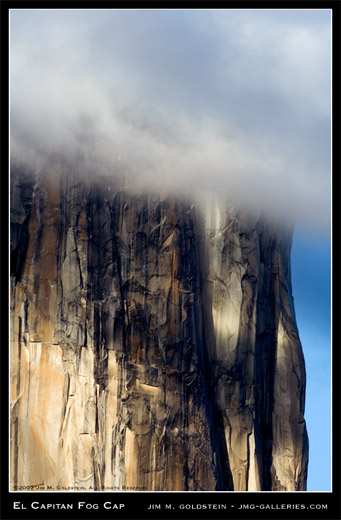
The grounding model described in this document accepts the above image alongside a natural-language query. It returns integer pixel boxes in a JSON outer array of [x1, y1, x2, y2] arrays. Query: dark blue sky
[[292, 230, 331, 491]]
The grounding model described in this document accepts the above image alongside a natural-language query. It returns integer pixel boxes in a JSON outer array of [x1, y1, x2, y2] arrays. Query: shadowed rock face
[[10, 160, 308, 491]]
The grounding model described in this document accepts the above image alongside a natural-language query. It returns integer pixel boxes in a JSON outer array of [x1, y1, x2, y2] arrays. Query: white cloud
[[10, 8, 331, 235]]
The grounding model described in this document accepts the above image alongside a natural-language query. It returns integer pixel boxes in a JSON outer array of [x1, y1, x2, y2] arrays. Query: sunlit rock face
[[10, 159, 308, 491]]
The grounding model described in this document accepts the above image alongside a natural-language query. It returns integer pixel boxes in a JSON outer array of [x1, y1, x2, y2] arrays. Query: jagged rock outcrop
[[10, 158, 308, 491]]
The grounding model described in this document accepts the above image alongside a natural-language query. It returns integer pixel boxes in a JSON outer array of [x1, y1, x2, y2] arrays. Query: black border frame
[[1, 2, 340, 519]]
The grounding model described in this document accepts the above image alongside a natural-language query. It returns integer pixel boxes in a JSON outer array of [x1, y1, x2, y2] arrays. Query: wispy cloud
[[10, 9, 331, 233]]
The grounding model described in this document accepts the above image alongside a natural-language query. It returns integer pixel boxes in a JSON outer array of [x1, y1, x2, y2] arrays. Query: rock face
[[10, 159, 308, 491]]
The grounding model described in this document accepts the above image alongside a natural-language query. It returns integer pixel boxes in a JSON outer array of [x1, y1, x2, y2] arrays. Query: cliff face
[[10, 160, 308, 491]]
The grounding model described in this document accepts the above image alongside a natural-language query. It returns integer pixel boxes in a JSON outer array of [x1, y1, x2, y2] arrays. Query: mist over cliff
[[10, 9, 331, 235]]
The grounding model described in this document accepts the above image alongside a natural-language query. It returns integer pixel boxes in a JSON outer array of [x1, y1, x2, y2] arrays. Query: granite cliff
[[10, 158, 308, 491]]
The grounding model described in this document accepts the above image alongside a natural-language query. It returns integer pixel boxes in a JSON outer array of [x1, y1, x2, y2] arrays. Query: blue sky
[[10, 8, 332, 491], [292, 230, 331, 491]]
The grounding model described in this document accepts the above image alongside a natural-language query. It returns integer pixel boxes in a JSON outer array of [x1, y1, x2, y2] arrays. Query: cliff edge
[[10, 160, 308, 491]]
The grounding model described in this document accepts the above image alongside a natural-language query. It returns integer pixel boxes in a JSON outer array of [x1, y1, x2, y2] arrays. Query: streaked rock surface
[[10, 159, 308, 491]]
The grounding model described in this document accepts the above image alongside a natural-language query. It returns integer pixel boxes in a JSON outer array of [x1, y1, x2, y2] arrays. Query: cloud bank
[[10, 9, 331, 233]]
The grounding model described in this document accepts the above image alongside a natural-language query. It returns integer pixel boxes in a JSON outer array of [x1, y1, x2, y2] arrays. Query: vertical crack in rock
[[10, 162, 308, 491]]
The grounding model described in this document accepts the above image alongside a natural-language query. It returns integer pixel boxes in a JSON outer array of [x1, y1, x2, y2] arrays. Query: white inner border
[[8, 6, 333, 495]]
